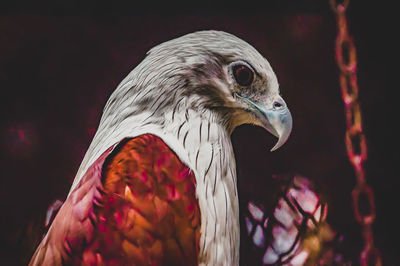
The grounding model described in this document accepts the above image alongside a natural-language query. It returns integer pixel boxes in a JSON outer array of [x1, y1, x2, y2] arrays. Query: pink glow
[[352, 155, 362, 166], [186, 204, 195, 213], [98, 223, 106, 232], [166, 185, 180, 200], [344, 95, 352, 106], [9, 126, 30, 143], [178, 168, 190, 181], [107, 197, 115, 204], [141, 171, 148, 182], [114, 212, 122, 224], [157, 154, 166, 166], [17, 129, 25, 141]]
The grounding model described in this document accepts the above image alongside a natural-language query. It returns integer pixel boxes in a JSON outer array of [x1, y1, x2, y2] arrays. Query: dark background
[[1, 0, 397, 264]]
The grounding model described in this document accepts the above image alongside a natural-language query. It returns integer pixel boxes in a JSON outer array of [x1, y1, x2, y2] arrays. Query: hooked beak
[[237, 94, 293, 151]]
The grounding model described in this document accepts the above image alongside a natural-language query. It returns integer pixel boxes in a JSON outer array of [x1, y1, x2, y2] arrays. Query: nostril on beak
[[273, 99, 284, 109]]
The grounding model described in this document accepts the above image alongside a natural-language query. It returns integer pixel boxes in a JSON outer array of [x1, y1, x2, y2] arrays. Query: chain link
[[330, 0, 382, 265]]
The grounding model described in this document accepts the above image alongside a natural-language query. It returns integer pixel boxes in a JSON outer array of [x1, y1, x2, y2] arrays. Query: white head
[[101, 30, 292, 151]]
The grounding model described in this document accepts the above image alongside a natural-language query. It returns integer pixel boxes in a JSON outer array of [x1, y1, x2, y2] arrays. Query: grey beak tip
[[269, 108, 292, 152]]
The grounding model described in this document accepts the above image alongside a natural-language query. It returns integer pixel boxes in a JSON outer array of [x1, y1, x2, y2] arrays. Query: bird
[[30, 30, 292, 265]]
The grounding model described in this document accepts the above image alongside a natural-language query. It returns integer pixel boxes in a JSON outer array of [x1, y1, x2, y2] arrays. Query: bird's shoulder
[[93, 134, 201, 265], [30, 134, 201, 265]]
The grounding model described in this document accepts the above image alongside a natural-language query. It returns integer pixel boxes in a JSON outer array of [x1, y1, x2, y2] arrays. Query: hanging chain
[[330, 0, 382, 265]]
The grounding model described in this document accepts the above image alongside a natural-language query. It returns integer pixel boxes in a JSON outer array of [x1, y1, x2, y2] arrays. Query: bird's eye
[[233, 64, 254, 86]]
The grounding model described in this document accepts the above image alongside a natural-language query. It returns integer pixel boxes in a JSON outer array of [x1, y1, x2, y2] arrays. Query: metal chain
[[330, 0, 382, 265]]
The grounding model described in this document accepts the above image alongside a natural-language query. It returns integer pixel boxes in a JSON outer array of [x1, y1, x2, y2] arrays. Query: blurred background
[[1, 0, 397, 264]]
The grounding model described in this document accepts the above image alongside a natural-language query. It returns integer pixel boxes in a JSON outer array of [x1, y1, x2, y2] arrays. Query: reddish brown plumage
[[30, 135, 201, 265], [87, 134, 201, 265]]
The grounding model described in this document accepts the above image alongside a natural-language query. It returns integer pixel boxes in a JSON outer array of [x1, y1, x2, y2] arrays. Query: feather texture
[[30, 135, 201, 265], [31, 30, 287, 265]]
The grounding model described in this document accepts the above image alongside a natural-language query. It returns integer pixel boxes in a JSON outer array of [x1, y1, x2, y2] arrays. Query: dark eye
[[233, 64, 254, 86]]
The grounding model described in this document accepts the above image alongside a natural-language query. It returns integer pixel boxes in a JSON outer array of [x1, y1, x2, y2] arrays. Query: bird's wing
[[30, 134, 201, 265]]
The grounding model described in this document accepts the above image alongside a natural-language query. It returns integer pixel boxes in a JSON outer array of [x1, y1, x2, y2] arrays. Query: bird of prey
[[30, 30, 292, 265]]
